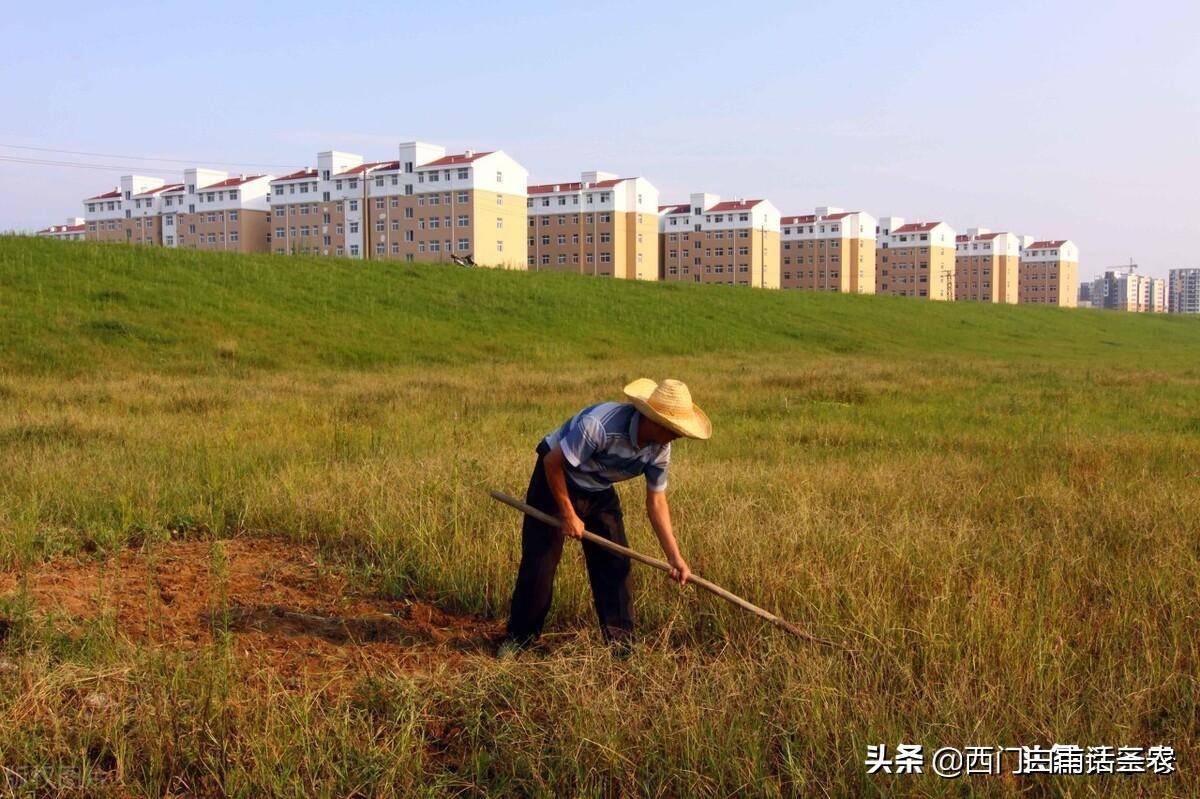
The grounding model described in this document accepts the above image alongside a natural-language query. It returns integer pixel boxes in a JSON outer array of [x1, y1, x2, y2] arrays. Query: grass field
[[1, 235, 1198, 797]]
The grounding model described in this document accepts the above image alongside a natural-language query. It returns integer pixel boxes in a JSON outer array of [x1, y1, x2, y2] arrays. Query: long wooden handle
[[489, 490, 834, 647]]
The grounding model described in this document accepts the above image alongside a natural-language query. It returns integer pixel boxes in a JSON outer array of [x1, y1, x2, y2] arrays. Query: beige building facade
[[527, 171, 659, 280], [954, 228, 1020, 303], [78, 140, 528, 268], [780, 207, 876, 293], [875, 218, 957, 300], [361, 142, 528, 268], [173, 172, 272, 253], [659, 193, 781, 288], [269, 151, 397, 258], [1018, 239, 1078, 307], [84, 174, 168, 244]]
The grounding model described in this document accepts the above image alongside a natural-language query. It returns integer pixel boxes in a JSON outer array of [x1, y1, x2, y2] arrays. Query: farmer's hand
[[561, 511, 585, 540], [668, 554, 691, 586]]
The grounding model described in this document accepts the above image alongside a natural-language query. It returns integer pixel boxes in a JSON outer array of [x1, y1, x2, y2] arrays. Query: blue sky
[[2, 0, 1197, 279]]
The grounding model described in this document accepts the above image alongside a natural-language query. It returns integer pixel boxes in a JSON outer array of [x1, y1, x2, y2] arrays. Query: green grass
[[1, 236, 1198, 797]]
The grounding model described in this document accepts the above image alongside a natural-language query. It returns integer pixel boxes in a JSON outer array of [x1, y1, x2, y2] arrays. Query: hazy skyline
[[3, 0, 1197, 280]]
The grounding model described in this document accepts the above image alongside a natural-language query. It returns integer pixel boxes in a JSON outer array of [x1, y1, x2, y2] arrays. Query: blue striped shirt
[[543, 402, 671, 493]]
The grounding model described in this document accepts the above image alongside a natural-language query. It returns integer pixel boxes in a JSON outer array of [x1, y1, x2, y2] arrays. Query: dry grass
[[0, 238, 1198, 795]]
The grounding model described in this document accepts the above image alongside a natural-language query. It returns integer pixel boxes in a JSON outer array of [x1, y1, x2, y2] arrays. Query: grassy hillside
[[3, 235, 1198, 374], [1, 236, 1198, 797]]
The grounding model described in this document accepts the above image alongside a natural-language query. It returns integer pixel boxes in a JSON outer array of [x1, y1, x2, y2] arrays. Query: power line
[[0, 143, 300, 169], [0, 155, 188, 176], [0, 155, 180, 174]]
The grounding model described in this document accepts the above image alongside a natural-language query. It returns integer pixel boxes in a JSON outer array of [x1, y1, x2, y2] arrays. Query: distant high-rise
[[1089, 268, 1166, 312], [1168, 268, 1200, 314]]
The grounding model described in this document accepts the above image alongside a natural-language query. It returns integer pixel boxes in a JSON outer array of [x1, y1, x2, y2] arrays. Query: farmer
[[498, 378, 711, 657]]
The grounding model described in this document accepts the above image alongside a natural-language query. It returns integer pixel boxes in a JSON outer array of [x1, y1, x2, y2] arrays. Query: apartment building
[[779, 207, 876, 293], [269, 151, 396, 257], [659, 193, 781, 288], [171, 170, 272, 252], [127, 181, 186, 246], [954, 228, 1020, 303], [526, 171, 659, 280], [1167, 268, 1200, 313], [83, 169, 272, 252], [37, 217, 86, 240], [83, 174, 167, 243], [1018, 239, 1078, 307], [875, 217, 956, 299], [363, 142, 528, 268]]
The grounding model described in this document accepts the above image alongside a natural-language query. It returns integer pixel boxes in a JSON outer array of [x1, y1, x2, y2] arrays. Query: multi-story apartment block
[[170, 170, 272, 252], [83, 175, 166, 243], [269, 166, 323, 255], [127, 181, 185, 246], [363, 142, 528, 267], [526, 171, 659, 279], [1168, 268, 1200, 313], [779, 207, 876, 293], [269, 151, 394, 257], [954, 228, 1020, 303], [37, 217, 86, 240], [875, 217, 956, 300], [659, 193, 781, 287], [1018, 239, 1078, 307]]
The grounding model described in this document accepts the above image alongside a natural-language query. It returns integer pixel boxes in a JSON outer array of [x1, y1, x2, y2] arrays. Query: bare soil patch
[[0, 538, 503, 679]]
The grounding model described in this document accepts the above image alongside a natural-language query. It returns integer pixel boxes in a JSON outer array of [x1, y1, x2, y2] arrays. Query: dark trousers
[[506, 442, 634, 645]]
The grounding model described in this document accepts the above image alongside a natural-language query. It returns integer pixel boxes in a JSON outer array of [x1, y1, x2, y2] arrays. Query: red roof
[[134, 183, 183, 197], [955, 234, 968, 242], [336, 160, 394, 176], [39, 223, 86, 233], [199, 174, 267, 189], [782, 211, 854, 225], [531, 181, 582, 195], [87, 189, 121, 200], [272, 168, 318, 182], [658, 203, 691, 215], [1027, 240, 1067, 249], [893, 221, 942, 234], [422, 151, 494, 167], [528, 177, 627, 195], [708, 200, 762, 212]]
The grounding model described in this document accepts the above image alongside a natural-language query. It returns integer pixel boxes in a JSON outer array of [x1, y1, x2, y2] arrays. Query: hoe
[[490, 490, 835, 648]]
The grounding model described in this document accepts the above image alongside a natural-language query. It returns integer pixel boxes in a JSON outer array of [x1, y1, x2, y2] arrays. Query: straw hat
[[623, 378, 712, 440]]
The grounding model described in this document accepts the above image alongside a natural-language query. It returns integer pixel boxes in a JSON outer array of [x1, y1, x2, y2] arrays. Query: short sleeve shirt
[[543, 402, 671, 493]]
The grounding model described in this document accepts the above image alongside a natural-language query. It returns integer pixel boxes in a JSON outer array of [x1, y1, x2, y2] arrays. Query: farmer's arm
[[543, 445, 585, 540], [646, 489, 690, 585]]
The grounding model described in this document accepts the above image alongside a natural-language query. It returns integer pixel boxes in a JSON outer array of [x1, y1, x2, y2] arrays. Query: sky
[[1, 0, 1197, 280]]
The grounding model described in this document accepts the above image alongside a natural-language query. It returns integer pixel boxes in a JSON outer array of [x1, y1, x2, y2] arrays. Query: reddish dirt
[[0, 538, 503, 681]]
